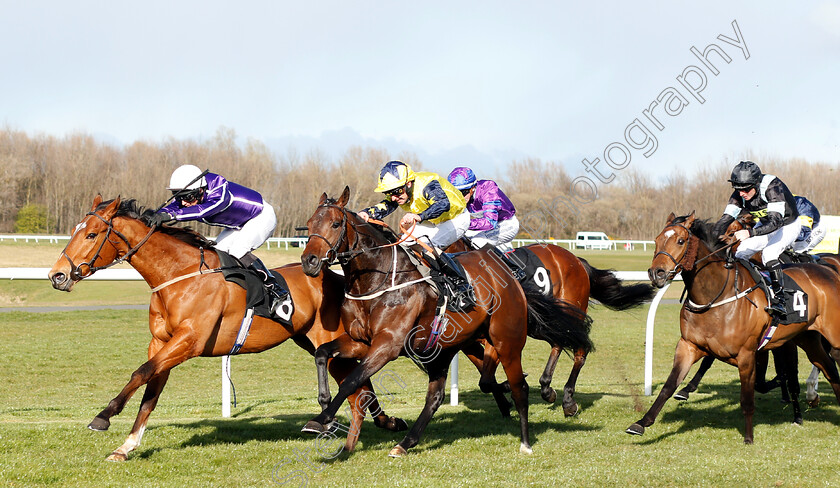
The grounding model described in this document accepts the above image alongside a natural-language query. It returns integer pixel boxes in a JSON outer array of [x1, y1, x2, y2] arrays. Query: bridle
[[652, 222, 693, 281], [306, 203, 427, 298], [61, 210, 155, 281]]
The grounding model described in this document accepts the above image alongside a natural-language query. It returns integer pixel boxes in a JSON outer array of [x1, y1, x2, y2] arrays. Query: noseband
[[306, 204, 354, 266], [62, 211, 154, 280], [653, 222, 693, 280]]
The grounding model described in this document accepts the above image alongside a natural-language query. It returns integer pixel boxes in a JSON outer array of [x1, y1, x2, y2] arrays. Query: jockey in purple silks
[[152, 164, 288, 313], [447, 167, 520, 252]]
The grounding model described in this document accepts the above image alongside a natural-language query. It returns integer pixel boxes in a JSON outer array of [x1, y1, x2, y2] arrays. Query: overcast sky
[[2, 1, 839, 185]]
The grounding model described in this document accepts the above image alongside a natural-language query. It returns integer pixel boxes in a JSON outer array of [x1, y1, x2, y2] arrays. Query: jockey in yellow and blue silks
[[358, 160, 472, 296], [358, 161, 470, 250]]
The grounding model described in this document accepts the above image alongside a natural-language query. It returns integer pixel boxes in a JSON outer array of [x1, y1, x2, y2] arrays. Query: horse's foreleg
[[674, 355, 715, 401], [627, 339, 703, 436], [736, 350, 757, 444], [304, 336, 401, 435], [561, 348, 586, 417], [89, 332, 193, 460], [389, 361, 452, 458], [806, 366, 820, 406], [106, 371, 171, 462]]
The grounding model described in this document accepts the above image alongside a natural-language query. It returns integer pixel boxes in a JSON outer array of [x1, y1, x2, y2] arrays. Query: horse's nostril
[[307, 255, 319, 266], [53, 272, 67, 284]]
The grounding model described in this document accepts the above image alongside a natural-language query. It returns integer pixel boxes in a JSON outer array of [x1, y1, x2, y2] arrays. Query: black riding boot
[[766, 260, 787, 317], [242, 254, 289, 314], [436, 253, 474, 302]]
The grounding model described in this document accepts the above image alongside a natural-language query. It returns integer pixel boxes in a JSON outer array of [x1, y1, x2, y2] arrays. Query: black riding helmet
[[728, 160, 762, 190]]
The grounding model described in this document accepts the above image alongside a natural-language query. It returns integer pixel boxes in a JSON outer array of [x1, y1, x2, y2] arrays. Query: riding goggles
[[384, 185, 407, 197], [172, 188, 203, 204]]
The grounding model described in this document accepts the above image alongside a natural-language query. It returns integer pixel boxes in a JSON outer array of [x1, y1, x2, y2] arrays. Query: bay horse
[[47, 195, 406, 461], [447, 238, 654, 416], [299, 187, 593, 456], [671, 216, 840, 407], [626, 211, 840, 443]]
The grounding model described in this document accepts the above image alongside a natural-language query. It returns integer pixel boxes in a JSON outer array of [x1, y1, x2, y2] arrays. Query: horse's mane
[[97, 198, 215, 249], [672, 214, 722, 251], [321, 196, 400, 244]]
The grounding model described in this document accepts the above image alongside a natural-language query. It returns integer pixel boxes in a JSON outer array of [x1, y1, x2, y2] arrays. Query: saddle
[[736, 258, 808, 326], [216, 251, 294, 326]]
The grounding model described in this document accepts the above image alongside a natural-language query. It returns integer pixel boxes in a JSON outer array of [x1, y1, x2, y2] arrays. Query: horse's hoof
[[301, 420, 328, 434], [744, 438, 754, 445], [388, 445, 407, 458], [808, 394, 820, 408], [88, 417, 110, 431], [563, 403, 579, 417], [673, 390, 690, 401], [793, 417, 804, 426], [520, 443, 533, 455], [387, 417, 409, 432], [541, 388, 557, 404], [626, 423, 645, 436], [106, 452, 127, 462]]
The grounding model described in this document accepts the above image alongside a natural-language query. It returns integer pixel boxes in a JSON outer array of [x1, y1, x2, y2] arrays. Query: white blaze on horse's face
[[73, 222, 87, 237], [664, 230, 675, 239]]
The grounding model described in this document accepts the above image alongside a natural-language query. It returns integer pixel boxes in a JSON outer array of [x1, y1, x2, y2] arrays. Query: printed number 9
[[534, 267, 550, 295]]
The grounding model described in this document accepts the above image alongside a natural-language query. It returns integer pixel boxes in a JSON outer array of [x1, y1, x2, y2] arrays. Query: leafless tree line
[[1, 126, 837, 240]]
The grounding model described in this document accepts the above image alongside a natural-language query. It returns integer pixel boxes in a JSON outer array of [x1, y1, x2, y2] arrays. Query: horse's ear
[[101, 196, 121, 219], [336, 186, 351, 207], [91, 194, 103, 211], [318, 192, 328, 206], [685, 210, 696, 226], [666, 212, 676, 223]]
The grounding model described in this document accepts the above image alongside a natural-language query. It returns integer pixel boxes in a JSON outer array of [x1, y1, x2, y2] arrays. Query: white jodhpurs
[[734, 220, 800, 264], [466, 216, 520, 251], [791, 221, 827, 253], [404, 209, 471, 250], [214, 200, 277, 259]]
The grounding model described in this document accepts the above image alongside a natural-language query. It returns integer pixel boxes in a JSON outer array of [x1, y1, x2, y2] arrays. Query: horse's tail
[[579, 258, 655, 310], [523, 283, 594, 355]]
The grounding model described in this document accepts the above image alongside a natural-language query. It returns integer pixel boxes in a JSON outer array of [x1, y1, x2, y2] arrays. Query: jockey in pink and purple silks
[[447, 167, 519, 252]]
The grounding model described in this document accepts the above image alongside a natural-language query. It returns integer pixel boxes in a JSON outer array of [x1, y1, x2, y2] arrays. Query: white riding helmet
[[167, 164, 207, 190]]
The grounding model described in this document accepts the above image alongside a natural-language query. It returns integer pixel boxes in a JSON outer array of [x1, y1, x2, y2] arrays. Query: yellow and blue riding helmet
[[375, 160, 416, 193]]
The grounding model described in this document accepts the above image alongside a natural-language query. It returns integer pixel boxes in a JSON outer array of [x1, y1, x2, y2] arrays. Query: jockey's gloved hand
[[149, 212, 174, 227]]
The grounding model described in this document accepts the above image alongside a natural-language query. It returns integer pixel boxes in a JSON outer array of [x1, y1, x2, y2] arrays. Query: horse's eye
[[86, 233, 97, 239], [677, 238, 685, 245], [331, 221, 341, 229]]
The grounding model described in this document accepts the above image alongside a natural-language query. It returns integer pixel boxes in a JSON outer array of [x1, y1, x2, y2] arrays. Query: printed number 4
[[534, 267, 551, 295], [792, 291, 806, 318]]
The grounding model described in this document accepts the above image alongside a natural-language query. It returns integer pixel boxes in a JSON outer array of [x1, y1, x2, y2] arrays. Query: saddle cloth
[[216, 251, 294, 327]]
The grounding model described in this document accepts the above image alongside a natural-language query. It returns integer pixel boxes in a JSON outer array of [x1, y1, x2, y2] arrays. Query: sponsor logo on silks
[[749, 209, 768, 218]]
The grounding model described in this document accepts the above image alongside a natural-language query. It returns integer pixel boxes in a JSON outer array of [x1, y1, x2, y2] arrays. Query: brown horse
[[448, 239, 654, 416], [298, 187, 593, 456], [47, 195, 406, 461], [626, 211, 840, 443], [671, 216, 840, 408]]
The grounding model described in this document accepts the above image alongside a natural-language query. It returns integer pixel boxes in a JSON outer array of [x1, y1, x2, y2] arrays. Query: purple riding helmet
[[447, 167, 477, 190]]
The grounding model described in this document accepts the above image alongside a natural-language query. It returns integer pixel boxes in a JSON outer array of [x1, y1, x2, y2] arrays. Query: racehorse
[[626, 211, 840, 443], [299, 187, 593, 456], [47, 195, 406, 461], [671, 215, 839, 407], [447, 238, 654, 416]]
